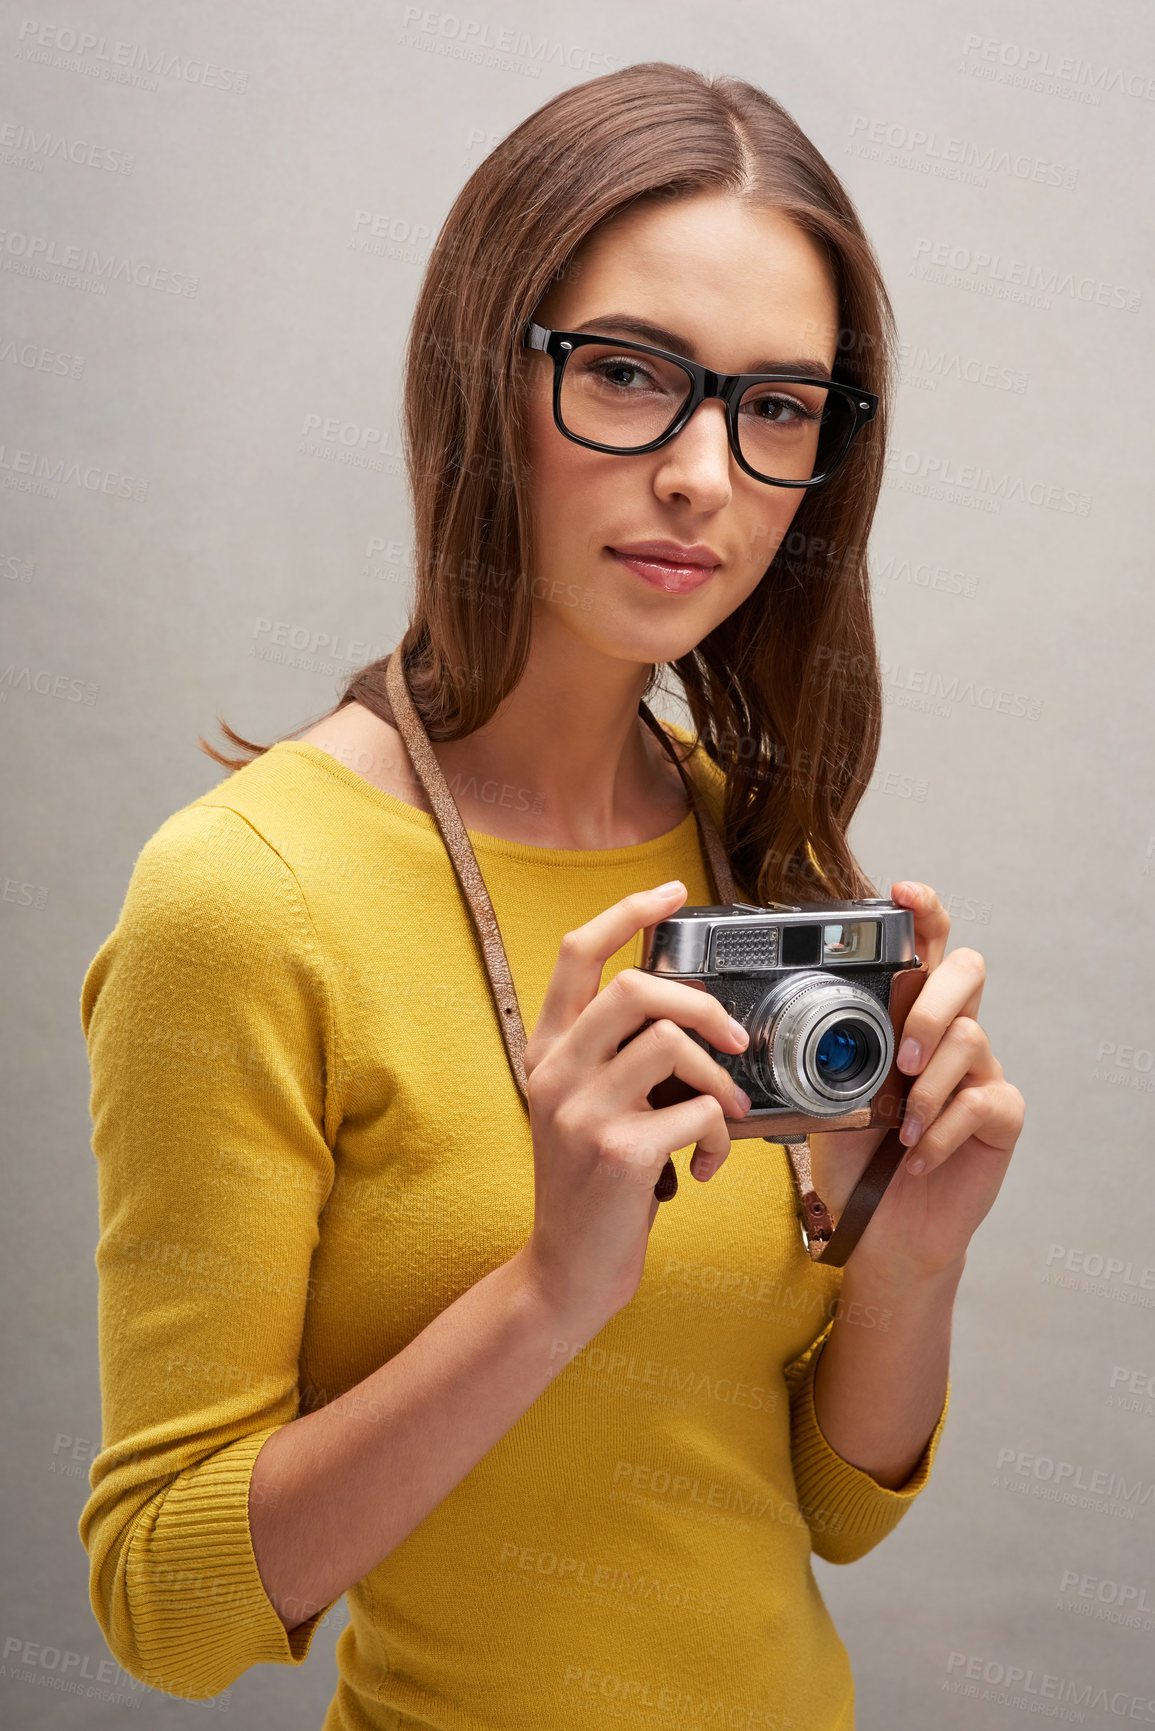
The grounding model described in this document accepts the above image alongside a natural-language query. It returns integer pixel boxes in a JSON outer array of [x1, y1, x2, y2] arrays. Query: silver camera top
[[640, 897, 916, 978]]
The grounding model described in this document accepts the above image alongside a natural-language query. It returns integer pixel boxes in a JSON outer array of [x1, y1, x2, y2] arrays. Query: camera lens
[[747, 975, 893, 1115], [815, 1022, 872, 1083]]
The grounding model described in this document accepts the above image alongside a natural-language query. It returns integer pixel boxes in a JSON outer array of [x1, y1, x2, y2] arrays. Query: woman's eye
[[592, 360, 651, 388], [743, 393, 812, 423]]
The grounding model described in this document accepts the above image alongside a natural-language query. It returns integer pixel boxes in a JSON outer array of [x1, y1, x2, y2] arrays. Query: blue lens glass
[[815, 1024, 864, 1080]]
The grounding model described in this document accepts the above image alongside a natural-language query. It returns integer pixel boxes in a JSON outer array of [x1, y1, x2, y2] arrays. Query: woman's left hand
[[806, 880, 1025, 1284]]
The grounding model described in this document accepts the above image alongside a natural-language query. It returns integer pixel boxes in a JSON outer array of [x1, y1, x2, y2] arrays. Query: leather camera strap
[[383, 647, 899, 1265]]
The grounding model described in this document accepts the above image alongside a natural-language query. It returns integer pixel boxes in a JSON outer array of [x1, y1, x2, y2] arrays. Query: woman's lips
[[608, 548, 718, 594]]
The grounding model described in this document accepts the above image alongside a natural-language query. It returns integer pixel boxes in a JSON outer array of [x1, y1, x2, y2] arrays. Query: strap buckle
[[799, 1189, 835, 1257]]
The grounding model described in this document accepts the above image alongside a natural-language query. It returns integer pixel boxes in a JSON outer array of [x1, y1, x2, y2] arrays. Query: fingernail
[[655, 880, 684, 895], [906, 1156, 926, 1175], [728, 1016, 749, 1047], [897, 1038, 921, 1072], [733, 1086, 751, 1114], [899, 1117, 921, 1147]]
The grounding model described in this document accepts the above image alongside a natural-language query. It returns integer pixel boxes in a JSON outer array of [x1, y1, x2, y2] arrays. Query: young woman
[[79, 62, 1024, 1731]]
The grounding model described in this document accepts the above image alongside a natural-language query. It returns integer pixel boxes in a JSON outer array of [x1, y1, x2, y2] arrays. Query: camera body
[[639, 897, 925, 1138]]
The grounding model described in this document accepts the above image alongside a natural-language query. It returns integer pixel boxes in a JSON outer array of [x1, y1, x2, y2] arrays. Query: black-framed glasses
[[522, 319, 877, 488]]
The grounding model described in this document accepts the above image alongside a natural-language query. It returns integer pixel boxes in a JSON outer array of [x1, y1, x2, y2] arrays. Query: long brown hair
[[202, 61, 894, 905]]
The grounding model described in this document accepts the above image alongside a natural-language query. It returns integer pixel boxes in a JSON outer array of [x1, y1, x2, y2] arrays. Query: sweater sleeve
[[78, 801, 342, 1700], [785, 1322, 950, 1564]]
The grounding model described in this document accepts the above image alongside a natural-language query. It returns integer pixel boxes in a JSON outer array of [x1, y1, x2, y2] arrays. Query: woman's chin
[[536, 592, 716, 668], [567, 619, 711, 670]]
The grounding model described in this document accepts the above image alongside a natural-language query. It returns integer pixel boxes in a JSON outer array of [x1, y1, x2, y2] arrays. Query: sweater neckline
[[271, 740, 705, 868]]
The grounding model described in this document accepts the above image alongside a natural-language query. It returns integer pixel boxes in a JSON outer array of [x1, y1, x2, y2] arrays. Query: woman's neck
[[298, 630, 691, 849], [434, 637, 686, 849]]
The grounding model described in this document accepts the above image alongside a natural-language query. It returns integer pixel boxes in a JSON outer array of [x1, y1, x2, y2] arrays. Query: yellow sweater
[[79, 725, 948, 1730]]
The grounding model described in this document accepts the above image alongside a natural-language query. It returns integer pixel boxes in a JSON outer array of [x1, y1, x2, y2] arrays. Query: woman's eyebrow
[[576, 312, 833, 378]]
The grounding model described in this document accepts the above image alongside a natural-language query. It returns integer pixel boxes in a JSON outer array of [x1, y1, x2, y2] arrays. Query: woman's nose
[[651, 401, 730, 508]]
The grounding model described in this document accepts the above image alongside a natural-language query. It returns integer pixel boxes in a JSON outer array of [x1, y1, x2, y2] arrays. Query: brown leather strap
[[785, 1118, 913, 1267], [814, 1127, 909, 1267], [382, 647, 904, 1258], [385, 650, 530, 1095]]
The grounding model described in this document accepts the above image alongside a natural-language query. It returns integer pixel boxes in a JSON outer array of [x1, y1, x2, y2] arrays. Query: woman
[[79, 62, 1024, 1730]]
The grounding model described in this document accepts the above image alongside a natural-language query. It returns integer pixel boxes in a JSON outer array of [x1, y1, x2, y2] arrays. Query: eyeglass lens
[[558, 343, 856, 482]]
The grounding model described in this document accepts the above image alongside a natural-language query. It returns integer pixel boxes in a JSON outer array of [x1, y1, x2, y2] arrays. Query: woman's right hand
[[518, 879, 753, 1337]]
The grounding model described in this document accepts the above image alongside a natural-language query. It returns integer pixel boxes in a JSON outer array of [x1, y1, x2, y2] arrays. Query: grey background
[[3, 0, 1153, 1725]]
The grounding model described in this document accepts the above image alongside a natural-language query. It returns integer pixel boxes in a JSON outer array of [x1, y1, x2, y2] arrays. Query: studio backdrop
[[2, 1, 1153, 1727]]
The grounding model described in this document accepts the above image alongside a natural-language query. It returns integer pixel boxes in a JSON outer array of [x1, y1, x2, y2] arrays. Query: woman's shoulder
[[79, 764, 342, 1040], [119, 794, 300, 909], [293, 701, 433, 814], [120, 750, 328, 911]]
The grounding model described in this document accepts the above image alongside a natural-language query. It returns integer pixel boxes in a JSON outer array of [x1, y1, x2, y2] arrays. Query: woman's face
[[521, 190, 841, 669]]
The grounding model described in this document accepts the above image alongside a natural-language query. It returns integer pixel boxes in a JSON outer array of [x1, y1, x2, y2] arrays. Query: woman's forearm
[[811, 1255, 964, 1489], [248, 1248, 595, 1633]]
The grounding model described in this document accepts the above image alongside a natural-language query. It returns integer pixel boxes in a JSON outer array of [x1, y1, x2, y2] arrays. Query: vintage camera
[[639, 897, 925, 1138]]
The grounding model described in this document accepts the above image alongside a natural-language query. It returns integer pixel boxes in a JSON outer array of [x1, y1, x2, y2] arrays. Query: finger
[[606, 1096, 734, 1181], [529, 882, 688, 1054], [688, 1140, 737, 1183], [890, 880, 951, 972], [895, 948, 987, 1075], [572, 968, 749, 1072], [897, 1016, 1001, 1150], [902, 1080, 1024, 1176], [649, 1095, 733, 1169], [603, 1015, 750, 1120]]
